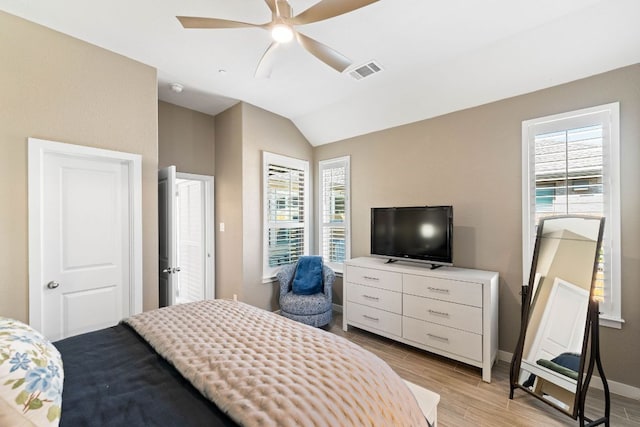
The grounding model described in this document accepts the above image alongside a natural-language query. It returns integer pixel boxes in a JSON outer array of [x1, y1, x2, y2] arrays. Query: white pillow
[[0, 317, 63, 427]]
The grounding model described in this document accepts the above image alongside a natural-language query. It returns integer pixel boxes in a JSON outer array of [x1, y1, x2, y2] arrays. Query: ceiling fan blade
[[291, 0, 379, 25], [255, 42, 280, 78], [295, 31, 351, 72], [263, 0, 277, 15], [177, 16, 262, 29], [275, 0, 293, 19]]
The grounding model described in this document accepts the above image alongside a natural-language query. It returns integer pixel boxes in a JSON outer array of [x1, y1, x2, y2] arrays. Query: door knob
[[162, 268, 172, 274], [173, 267, 181, 273], [47, 281, 60, 289]]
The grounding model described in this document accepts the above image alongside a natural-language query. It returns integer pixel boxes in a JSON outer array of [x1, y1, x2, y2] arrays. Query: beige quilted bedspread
[[125, 300, 428, 427]]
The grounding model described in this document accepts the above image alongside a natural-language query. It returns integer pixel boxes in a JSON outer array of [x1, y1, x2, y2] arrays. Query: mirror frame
[[510, 215, 605, 419]]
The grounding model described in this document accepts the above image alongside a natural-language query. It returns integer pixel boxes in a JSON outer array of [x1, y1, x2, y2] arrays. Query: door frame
[[176, 172, 215, 300], [28, 137, 143, 330]]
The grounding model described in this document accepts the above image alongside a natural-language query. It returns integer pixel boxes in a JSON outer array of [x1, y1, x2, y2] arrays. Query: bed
[[1, 300, 439, 427]]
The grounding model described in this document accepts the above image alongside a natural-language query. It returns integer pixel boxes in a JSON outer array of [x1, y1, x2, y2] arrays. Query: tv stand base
[[384, 258, 443, 270]]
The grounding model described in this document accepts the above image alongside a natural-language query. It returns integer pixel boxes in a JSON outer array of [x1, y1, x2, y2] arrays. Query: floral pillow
[[0, 317, 63, 427]]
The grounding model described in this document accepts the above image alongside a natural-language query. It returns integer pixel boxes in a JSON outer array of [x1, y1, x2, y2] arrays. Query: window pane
[[268, 226, 304, 267], [322, 226, 346, 263], [533, 124, 606, 302], [322, 167, 346, 223], [267, 164, 305, 223], [265, 156, 307, 272], [320, 158, 349, 265], [533, 125, 604, 223]]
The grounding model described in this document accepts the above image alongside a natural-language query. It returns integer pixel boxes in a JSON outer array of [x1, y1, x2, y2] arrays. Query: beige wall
[[214, 104, 244, 300], [314, 64, 640, 387], [241, 103, 314, 310], [0, 11, 159, 320], [213, 102, 313, 309], [158, 101, 215, 175]]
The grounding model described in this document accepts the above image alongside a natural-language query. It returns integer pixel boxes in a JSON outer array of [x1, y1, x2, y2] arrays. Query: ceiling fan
[[177, 0, 379, 77]]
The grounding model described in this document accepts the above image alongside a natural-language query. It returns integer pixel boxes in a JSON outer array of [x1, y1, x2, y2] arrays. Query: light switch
[[219, 222, 225, 232]]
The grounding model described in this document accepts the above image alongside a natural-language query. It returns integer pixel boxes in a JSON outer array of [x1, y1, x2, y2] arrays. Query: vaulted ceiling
[[1, 0, 639, 145]]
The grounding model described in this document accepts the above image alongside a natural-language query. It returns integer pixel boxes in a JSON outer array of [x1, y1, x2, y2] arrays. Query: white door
[[159, 167, 214, 306], [527, 277, 590, 363], [158, 166, 177, 307], [28, 138, 142, 341], [176, 179, 205, 303]]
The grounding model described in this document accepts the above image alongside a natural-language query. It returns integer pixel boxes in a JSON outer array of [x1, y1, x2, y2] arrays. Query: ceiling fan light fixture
[[271, 24, 293, 43]]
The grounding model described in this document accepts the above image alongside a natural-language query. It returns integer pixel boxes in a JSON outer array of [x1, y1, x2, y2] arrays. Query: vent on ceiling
[[349, 61, 383, 80]]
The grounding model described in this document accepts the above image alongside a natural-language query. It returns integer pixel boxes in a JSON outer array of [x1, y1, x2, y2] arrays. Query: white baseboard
[[497, 350, 640, 400]]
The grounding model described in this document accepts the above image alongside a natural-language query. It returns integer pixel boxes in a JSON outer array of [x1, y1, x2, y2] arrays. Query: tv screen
[[371, 206, 453, 267]]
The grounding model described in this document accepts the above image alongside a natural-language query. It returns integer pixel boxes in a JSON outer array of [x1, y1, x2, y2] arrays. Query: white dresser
[[343, 257, 499, 382]]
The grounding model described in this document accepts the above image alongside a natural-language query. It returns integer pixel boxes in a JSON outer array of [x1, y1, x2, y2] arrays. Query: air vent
[[349, 61, 383, 80]]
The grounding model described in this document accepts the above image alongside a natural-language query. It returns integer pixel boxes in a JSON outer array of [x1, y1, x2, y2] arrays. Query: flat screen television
[[371, 206, 453, 268]]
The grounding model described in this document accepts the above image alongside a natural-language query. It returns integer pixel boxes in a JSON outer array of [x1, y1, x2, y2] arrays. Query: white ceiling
[[1, 0, 639, 145]]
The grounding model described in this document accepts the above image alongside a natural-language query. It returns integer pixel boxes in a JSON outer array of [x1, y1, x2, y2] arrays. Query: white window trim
[[262, 151, 310, 282], [521, 102, 623, 328], [318, 156, 351, 274]]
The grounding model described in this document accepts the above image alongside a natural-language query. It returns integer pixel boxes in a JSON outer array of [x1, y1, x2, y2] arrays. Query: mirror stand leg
[[509, 285, 529, 401], [593, 352, 611, 427], [579, 304, 610, 427]]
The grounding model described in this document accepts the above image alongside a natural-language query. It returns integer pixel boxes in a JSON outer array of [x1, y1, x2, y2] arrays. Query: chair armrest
[[277, 264, 297, 297], [322, 265, 336, 301]]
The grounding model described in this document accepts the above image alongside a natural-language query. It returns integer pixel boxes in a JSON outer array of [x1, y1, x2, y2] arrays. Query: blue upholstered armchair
[[277, 262, 335, 327]]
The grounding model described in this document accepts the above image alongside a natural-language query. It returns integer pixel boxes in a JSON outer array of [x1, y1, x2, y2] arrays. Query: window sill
[[263, 265, 344, 283], [325, 263, 344, 279], [599, 314, 624, 329]]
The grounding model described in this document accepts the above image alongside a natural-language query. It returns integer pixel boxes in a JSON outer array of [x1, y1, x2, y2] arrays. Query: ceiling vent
[[349, 61, 383, 80]]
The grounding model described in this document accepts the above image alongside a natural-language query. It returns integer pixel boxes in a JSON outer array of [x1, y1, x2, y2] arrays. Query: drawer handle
[[363, 314, 380, 322], [428, 287, 450, 293], [363, 276, 380, 281], [428, 309, 449, 317], [427, 333, 449, 342], [362, 294, 380, 301]]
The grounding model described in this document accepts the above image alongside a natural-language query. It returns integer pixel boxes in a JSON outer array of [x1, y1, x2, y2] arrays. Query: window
[[319, 157, 350, 273], [263, 152, 310, 280], [522, 102, 622, 328]]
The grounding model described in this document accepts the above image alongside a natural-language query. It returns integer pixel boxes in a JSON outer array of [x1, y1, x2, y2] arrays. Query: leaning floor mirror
[[510, 215, 610, 426]]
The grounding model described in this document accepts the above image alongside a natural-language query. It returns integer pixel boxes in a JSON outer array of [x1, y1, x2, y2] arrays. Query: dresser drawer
[[403, 316, 482, 362], [403, 274, 482, 307], [403, 294, 482, 334], [346, 266, 402, 292], [347, 283, 402, 314], [347, 302, 402, 337]]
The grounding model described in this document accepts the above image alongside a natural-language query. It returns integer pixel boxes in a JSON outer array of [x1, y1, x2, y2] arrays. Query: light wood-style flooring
[[327, 313, 640, 426]]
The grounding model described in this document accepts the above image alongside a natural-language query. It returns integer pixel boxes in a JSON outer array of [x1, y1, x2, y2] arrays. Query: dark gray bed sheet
[[54, 323, 238, 427]]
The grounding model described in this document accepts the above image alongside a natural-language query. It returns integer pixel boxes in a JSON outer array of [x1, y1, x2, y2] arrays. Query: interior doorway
[[29, 138, 143, 340], [159, 166, 214, 306]]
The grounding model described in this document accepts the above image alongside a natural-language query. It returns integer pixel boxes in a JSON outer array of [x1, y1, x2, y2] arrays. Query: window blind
[[533, 125, 606, 300], [319, 157, 350, 266], [523, 103, 621, 326], [266, 163, 306, 267], [263, 153, 309, 276]]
